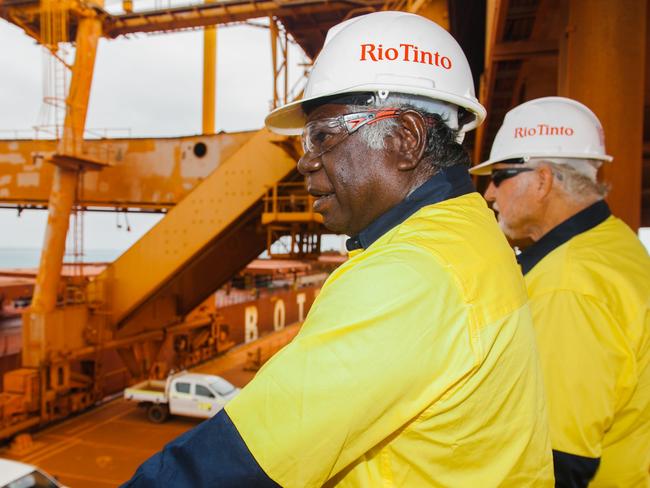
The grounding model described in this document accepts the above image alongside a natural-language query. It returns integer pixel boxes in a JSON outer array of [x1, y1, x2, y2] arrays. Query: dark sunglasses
[[491, 168, 535, 187]]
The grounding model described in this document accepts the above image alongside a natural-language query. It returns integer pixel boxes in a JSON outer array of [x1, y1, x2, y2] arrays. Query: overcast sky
[[0, 9, 308, 253]]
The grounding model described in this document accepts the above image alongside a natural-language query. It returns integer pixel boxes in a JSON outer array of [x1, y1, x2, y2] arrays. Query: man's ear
[[535, 164, 555, 200], [394, 110, 427, 171]]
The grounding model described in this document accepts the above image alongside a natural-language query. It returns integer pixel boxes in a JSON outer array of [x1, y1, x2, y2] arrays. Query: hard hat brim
[[265, 84, 487, 135], [469, 152, 614, 175]]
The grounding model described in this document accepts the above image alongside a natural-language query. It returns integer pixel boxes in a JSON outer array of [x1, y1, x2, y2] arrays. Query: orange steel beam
[[492, 39, 558, 61], [0, 0, 384, 41], [473, 0, 509, 164], [102, 1, 382, 38], [29, 13, 102, 320], [559, 0, 646, 229], [0, 133, 255, 209], [202, 26, 217, 135], [202, 1, 217, 135], [269, 17, 289, 110]]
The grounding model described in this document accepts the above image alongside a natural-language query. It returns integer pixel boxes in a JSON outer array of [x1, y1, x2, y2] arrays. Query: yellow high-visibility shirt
[[521, 202, 650, 487], [226, 192, 554, 487]]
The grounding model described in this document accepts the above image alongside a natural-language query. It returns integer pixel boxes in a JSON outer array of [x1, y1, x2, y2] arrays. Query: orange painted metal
[[202, 22, 217, 135], [0, 324, 301, 488], [0, 282, 322, 440], [262, 182, 323, 225], [0, 133, 254, 209], [28, 17, 104, 394], [559, 0, 646, 229]]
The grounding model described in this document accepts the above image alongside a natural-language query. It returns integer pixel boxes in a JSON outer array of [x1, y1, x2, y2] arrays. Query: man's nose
[[297, 154, 322, 175], [484, 180, 497, 202]]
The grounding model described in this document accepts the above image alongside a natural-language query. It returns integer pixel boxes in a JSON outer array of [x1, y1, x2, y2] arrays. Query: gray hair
[[530, 158, 609, 202], [345, 92, 460, 150]]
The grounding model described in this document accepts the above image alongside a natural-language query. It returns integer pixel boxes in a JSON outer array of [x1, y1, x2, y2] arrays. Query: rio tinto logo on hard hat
[[514, 124, 575, 138], [359, 43, 452, 70]]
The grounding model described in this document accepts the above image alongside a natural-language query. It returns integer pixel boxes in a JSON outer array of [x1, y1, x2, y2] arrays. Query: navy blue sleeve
[[553, 449, 600, 488], [121, 409, 281, 488]]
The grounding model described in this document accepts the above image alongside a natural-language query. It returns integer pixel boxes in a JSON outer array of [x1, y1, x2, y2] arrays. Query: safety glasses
[[301, 109, 401, 161], [491, 167, 535, 187]]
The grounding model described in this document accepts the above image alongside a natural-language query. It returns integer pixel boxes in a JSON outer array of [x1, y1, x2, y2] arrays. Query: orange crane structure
[[0, 0, 648, 443], [0, 0, 450, 441]]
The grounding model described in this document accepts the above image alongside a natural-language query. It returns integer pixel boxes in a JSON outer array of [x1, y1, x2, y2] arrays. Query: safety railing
[[262, 181, 322, 224]]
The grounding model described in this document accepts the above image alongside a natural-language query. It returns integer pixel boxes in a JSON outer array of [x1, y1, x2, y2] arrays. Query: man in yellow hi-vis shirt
[[472, 96, 650, 488], [123, 12, 553, 487]]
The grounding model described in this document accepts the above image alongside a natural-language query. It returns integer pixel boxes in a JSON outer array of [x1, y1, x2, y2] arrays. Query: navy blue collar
[[517, 200, 611, 275], [346, 165, 475, 251]]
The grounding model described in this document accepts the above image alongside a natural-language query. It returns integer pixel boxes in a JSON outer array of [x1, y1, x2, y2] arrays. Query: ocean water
[[0, 248, 121, 269]]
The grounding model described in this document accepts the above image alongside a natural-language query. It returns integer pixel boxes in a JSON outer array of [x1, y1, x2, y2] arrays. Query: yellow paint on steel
[[261, 182, 323, 224], [87, 129, 296, 329], [269, 18, 288, 110], [0, 133, 254, 208], [103, 1, 385, 38], [28, 168, 77, 314], [0, 0, 382, 44], [23, 304, 90, 367], [202, 23, 217, 135], [40, 0, 69, 49], [30, 14, 102, 318], [407, 0, 448, 25], [260, 211, 323, 224]]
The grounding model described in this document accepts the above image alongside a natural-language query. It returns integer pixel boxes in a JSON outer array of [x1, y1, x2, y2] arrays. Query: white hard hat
[[265, 11, 485, 135], [470, 96, 613, 175]]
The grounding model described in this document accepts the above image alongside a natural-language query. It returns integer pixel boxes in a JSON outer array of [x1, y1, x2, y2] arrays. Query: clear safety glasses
[[301, 109, 401, 161]]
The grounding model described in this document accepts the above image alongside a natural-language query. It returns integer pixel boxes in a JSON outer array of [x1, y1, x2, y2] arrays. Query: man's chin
[[498, 219, 525, 241], [322, 220, 345, 234], [319, 212, 349, 235]]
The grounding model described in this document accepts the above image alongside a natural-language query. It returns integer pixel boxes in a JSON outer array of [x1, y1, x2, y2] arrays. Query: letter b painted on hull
[[245, 306, 259, 343]]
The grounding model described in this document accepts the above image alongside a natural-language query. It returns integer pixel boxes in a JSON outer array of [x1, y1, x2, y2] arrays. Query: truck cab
[[124, 371, 240, 423], [167, 374, 239, 418]]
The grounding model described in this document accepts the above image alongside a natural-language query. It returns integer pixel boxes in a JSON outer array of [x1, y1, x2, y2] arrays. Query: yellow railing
[[262, 182, 322, 224]]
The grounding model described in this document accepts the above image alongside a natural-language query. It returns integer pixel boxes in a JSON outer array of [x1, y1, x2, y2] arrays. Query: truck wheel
[[147, 404, 169, 423]]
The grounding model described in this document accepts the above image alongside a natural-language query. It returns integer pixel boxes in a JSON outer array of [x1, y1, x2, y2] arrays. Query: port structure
[[0, 0, 454, 442], [1, 0, 647, 444], [262, 182, 324, 258]]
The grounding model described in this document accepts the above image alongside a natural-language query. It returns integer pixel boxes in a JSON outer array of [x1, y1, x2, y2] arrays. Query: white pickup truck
[[124, 371, 240, 423]]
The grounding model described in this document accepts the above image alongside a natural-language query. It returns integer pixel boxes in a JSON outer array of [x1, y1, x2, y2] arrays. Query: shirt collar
[[517, 199, 611, 275], [346, 164, 475, 251]]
